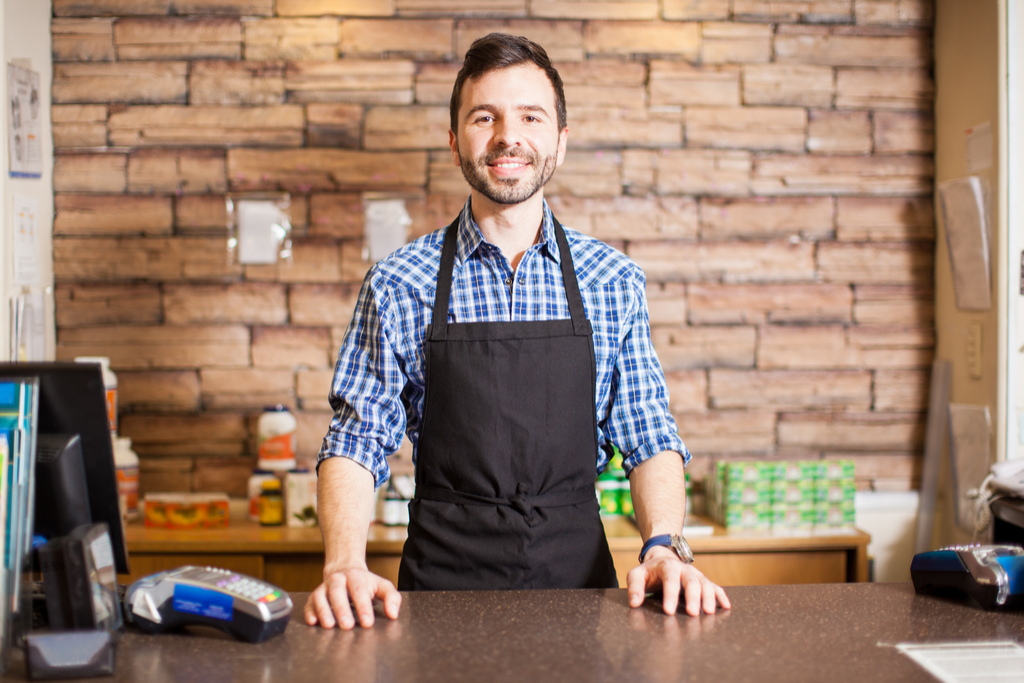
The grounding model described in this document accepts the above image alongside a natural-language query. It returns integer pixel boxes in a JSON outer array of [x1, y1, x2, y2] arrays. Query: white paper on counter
[[896, 641, 1024, 683], [938, 176, 991, 311]]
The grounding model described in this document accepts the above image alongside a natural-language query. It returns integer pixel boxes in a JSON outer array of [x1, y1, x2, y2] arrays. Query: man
[[305, 33, 730, 630]]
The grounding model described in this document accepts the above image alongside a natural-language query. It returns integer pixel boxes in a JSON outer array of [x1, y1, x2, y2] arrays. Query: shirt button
[[504, 278, 512, 285], [518, 277, 525, 284]]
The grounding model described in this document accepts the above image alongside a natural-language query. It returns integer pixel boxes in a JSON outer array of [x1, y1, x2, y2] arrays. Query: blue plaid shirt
[[318, 198, 689, 488]]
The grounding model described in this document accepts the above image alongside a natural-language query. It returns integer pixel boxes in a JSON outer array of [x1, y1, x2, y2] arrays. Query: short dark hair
[[449, 33, 567, 134]]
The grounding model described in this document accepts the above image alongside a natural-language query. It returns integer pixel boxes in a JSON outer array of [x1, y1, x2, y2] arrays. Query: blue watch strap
[[639, 534, 674, 564]]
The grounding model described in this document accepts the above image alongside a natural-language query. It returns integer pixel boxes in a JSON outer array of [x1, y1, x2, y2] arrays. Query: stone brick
[[109, 105, 304, 148], [546, 196, 698, 241], [189, 61, 285, 106], [139, 457, 193, 492], [276, 0, 395, 16], [397, 0, 526, 15], [121, 413, 248, 458], [672, 410, 776, 454], [54, 154, 127, 193], [622, 149, 656, 194], [817, 242, 933, 284], [687, 106, 807, 152], [200, 368, 295, 411], [807, 109, 871, 154], [631, 240, 816, 283], [775, 26, 930, 67], [53, 18, 116, 62], [128, 149, 227, 194], [777, 412, 924, 451], [835, 67, 933, 109], [286, 60, 416, 105], [55, 284, 162, 327], [741, 64, 834, 107], [569, 107, 682, 148], [289, 284, 361, 327], [56, 325, 251, 369], [114, 17, 241, 60], [118, 370, 201, 413], [645, 282, 688, 325], [661, 0, 728, 19], [456, 20, 583, 62], [52, 105, 108, 148], [175, 195, 227, 233], [228, 149, 427, 192], [585, 21, 701, 57], [342, 19, 453, 58], [649, 62, 740, 107], [307, 104, 363, 148], [365, 106, 450, 150], [710, 369, 872, 410], [53, 105, 108, 125], [545, 151, 622, 198], [164, 283, 288, 325], [664, 370, 707, 413], [836, 196, 933, 241], [297, 369, 334, 411], [874, 368, 929, 411], [243, 18, 339, 61], [560, 60, 648, 86], [847, 322, 934, 349], [251, 326, 331, 368], [55, 195, 173, 236], [531, 0, 657, 19], [652, 325, 757, 370], [415, 63, 460, 105], [296, 410, 333, 460], [429, 151, 471, 195], [656, 149, 751, 196], [687, 283, 852, 324], [192, 458, 256, 496], [308, 193, 364, 238], [341, 240, 374, 283], [852, 284, 934, 325], [737, 0, 853, 22], [407, 194, 465, 239], [55, 0, 275, 14], [752, 153, 932, 195], [758, 324, 862, 369], [245, 239, 343, 284], [701, 22, 772, 64], [855, 0, 932, 25], [873, 110, 933, 153], [54, 237, 242, 281], [699, 197, 834, 239]]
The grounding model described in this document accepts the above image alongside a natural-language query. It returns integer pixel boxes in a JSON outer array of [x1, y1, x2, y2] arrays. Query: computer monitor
[[0, 362, 129, 575]]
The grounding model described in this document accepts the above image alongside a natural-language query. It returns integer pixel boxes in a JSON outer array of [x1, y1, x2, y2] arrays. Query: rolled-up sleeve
[[317, 268, 406, 488], [604, 272, 690, 475]]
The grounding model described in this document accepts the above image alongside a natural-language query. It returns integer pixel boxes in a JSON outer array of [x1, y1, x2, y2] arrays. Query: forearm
[[629, 449, 686, 542], [317, 456, 377, 573]]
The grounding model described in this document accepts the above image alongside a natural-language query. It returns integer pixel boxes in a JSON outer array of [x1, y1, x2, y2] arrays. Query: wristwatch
[[639, 534, 694, 565]]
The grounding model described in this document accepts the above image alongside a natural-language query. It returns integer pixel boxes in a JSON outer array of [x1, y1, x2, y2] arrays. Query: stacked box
[[814, 459, 856, 529], [596, 444, 632, 517], [770, 460, 819, 530], [721, 461, 773, 530]]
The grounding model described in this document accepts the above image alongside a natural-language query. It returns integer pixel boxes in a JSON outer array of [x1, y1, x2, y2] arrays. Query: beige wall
[[49, 0, 937, 498]]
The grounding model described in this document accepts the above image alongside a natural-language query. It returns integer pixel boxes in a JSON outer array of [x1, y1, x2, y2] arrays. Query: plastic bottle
[[247, 469, 277, 522], [382, 479, 403, 526], [75, 356, 117, 435], [257, 405, 297, 471], [113, 436, 140, 522], [258, 479, 284, 526]]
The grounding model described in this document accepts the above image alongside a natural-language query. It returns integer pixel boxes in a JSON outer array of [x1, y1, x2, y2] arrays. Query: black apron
[[397, 216, 619, 591]]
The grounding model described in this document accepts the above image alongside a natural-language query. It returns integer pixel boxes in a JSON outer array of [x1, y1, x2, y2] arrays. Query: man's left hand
[[626, 545, 731, 616]]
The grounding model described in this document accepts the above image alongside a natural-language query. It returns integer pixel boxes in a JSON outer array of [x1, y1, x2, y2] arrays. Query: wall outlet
[[967, 320, 983, 379]]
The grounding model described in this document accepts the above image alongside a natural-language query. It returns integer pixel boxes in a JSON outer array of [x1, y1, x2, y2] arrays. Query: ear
[[555, 126, 568, 167], [449, 129, 461, 166]]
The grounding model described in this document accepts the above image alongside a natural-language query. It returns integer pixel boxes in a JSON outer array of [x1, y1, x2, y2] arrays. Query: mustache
[[481, 148, 535, 164]]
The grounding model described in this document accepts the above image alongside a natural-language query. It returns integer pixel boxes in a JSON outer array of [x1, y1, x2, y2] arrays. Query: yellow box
[[144, 493, 230, 529]]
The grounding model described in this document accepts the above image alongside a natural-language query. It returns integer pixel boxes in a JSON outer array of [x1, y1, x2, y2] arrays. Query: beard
[[458, 146, 558, 205]]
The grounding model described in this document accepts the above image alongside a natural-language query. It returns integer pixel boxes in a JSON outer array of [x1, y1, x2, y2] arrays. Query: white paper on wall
[[364, 199, 411, 263], [947, 403, 992, 531], [237, 200, 287, 264], [12, 194, 39, 286], [6, 63, 42, 178], [938, 176, 992, 311]]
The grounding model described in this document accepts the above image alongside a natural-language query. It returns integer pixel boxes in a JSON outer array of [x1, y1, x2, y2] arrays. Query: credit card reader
[[911, 544, 1024, 609], [124, 566, 293, 642]]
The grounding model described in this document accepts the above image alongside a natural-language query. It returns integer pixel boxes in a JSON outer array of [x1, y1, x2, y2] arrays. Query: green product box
[[771, 479, 816, 506], [724, 461, 775, 485], [619, 484, 633, 516], [723, 504, 771, 530], [814, 503, 855, 528], [770, 504, 816, 529], [725, 482, 773, 506], [819, 460, 855, 482], [814, 480, 856, 505], [597, 481, 624, 516], [779, 460, 820, 483]]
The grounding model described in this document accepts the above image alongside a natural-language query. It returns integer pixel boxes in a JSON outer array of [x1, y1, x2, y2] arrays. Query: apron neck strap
[[429, 213, 592, 341]]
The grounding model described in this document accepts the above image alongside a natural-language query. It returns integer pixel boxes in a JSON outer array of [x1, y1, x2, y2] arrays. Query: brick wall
[[50, 0, 935, 497]]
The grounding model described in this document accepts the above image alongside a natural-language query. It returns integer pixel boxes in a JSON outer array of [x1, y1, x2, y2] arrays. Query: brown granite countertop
[[4, 583, 1023, 682]]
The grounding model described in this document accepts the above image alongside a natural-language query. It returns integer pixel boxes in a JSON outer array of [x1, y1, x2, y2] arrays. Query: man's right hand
[[303, 567, 402, 629]]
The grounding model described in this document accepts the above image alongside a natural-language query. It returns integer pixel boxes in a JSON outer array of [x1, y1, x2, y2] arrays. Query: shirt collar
[[455, 197, 562, 266]]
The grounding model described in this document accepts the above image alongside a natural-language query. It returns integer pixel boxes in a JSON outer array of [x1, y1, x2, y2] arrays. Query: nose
[[492, 116, 522, 149]]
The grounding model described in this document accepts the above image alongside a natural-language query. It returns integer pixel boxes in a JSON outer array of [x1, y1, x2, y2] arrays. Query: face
[[450, 64, 568, 206]]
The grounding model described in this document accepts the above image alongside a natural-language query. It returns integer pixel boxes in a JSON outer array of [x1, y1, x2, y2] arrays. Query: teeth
[[494, 162, 524, 168]]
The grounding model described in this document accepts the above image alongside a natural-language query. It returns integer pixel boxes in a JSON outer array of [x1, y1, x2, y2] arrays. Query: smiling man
[[305, 33, 730, 630]]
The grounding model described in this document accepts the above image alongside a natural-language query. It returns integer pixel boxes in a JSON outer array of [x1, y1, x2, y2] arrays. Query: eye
[[524, 116, 539, 123]]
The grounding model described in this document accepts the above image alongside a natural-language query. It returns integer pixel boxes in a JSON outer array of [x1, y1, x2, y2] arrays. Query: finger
[[716, 585, 732, 610], [314, 584, 339, 629], [626, 566, 648, 607], [682, 572, 703, 617], [326, 576, 356, 630], [701, 579, 717, 615], [660, 565, 682, 616], [304, 589, 321, 626], [346, 573, 377, 628], [374, 577, 402, 620]]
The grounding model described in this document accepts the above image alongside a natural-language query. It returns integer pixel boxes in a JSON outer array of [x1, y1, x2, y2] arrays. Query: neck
[[469, 190, 545, 270]]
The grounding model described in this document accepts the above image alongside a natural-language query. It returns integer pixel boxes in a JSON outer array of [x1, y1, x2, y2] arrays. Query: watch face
[[671, 535, 694, 564]]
